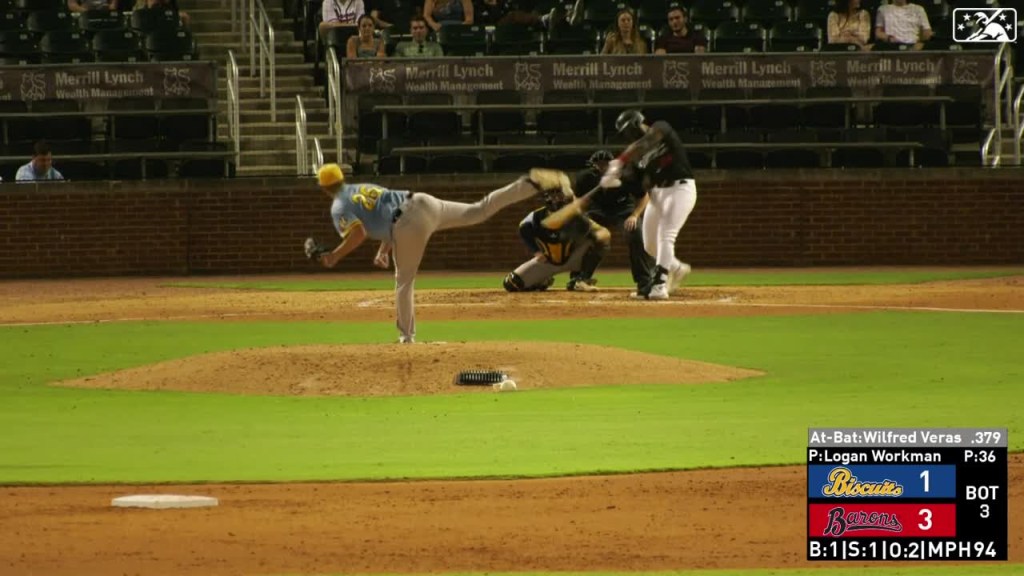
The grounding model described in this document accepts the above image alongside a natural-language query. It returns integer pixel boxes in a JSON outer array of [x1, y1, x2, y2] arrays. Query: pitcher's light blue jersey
[[330, 183, 409, 241]]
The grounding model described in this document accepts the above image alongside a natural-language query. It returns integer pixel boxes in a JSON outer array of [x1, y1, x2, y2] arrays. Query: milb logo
[[953, 8, 1017, 42]]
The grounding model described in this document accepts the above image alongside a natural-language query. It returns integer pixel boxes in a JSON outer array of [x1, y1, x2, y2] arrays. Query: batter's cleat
[[667, 262, 691, 294], [399, 336, 415, 344], [646, 283, 669, 300], [567, 278, 599, 292]]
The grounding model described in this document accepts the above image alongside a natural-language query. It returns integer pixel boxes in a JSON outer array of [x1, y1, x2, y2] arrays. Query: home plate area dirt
[[1, 274, 1023, 575]]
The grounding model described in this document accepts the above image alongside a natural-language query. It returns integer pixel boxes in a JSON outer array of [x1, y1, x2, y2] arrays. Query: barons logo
[[823, 507, 904, 536], [822, 467, 904, 497]]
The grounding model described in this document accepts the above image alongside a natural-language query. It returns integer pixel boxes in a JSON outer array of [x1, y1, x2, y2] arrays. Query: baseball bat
[[540, 183, 603, 229]]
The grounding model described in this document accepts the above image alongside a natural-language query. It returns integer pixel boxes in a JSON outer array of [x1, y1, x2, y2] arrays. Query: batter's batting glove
[[599, 159, 623, 189], [304, 237, 330, 263]]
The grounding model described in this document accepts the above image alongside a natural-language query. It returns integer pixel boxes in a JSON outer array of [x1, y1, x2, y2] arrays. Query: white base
[[112, 494, 219, 509]]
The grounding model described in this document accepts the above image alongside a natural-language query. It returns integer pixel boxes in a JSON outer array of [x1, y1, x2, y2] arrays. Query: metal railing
[[326, 46, 343, 167], [248, 0, 277, 121], [983, 43, 1013, 167], [295, 95, 309, 175], [228, 0, 245, 35], [227, 50, 242, 169], [312, 137, 325, 172], [1014, 84, 1024, 166]]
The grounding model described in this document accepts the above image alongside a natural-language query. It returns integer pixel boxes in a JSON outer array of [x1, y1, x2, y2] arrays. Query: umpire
[[570, 150, 655, 293]]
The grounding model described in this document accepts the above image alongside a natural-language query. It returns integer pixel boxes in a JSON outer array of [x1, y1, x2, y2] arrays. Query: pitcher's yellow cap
[[317, 163, 344, 187]]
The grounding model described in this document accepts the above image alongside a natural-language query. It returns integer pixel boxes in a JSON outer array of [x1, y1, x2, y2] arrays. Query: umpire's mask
[[615, 109, 646, 141]]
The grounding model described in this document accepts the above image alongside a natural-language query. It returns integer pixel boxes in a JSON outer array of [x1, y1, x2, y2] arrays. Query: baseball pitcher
[[306, 164, 570, 343], [503, 185, 611, 293]]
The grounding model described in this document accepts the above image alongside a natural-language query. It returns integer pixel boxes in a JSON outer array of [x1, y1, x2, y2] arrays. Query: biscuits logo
[[821, 467, 904, 497], [19, 72, 46, 101], [368, 67, 397, 92], [953, 8, 1017, 42], [162, 67, 192, 97], [809, 60, 837, 87], [823, 507, 904, 536], [662, 60, 689, 89], [951, 57, 980, 84], [513, 63, 541, 91]]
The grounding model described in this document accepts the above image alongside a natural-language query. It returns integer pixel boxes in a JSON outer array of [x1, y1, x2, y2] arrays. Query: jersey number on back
[[351, 185, 383, 210]]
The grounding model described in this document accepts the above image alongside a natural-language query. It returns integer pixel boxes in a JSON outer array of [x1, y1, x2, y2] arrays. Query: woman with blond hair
[[602, 8, 647, 54]]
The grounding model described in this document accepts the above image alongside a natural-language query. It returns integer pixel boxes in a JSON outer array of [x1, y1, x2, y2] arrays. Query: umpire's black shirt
[[574, 167, 644, 216]]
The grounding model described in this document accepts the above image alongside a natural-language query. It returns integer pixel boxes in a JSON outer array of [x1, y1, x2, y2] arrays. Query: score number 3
[[917, 471, 932, 530], [352, 185, 384, 210]]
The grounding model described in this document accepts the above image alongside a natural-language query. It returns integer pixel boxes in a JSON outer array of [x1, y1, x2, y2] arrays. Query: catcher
[[305, 163, 568, 343], [503, 184, 611, 293]]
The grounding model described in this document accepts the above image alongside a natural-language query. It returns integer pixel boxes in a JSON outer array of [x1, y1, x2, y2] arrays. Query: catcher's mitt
[[304, 237, 330, 262]]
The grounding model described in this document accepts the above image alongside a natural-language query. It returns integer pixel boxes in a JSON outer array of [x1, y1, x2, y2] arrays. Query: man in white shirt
[[320, 0, 365, 37], [875, 0, 932, 50], [16, 141, 65, 182]]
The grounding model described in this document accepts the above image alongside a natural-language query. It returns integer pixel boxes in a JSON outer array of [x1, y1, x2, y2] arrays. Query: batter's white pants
[[642, 179, 697, 273], [391, 177, 538, 342]]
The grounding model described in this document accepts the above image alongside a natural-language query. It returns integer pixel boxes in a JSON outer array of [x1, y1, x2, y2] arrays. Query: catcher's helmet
[[615, 109, 646, 140], [588, 150, 614, 169], [542, 185, 575, 211]]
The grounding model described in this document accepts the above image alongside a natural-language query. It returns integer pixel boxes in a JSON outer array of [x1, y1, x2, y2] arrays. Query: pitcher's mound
[[58, 342, 763, 397]]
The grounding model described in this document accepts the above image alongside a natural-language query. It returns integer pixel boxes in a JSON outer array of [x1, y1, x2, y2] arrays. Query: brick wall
[[1, 169, 1022, 278]]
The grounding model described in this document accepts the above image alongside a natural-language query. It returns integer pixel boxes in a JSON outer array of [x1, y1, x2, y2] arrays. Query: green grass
[[164, 268, 1024, 292], [0, 312, 1021, 484]]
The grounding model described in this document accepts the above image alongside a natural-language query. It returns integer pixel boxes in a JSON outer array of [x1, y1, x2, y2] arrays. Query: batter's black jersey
[[638, 120, 695, 187], [519, 206, 594, 266], [574, 167, 644, 215]]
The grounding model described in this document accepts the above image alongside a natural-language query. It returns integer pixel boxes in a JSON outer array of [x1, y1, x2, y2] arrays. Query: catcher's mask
[[542, 186, 575, 211], [615, 109, 646, 140], [588, 149, 614, 170]]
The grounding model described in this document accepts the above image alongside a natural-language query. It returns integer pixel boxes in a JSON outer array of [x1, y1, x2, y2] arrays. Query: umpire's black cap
[[588, 150, 614, 168]]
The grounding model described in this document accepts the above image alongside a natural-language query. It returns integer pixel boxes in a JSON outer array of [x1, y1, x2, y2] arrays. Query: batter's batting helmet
[[615, 109, 646, 140]]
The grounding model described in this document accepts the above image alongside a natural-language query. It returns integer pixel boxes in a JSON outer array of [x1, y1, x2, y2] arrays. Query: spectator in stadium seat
[[347, 14, 387, 57], [424, 0, 474, 32], [476, 0, 548, 27], [68, 0, 117, 11], [875, 0, 931, 50], [395, 16, 444, 56], [654, 5, 707, 54], [136, 0, 191, 29], [16, 141, 64, 183], [828, 0, 872, 50], [321, 0, 366, 37], [602, 8, 647, 54], [368, 0, 418, 29]]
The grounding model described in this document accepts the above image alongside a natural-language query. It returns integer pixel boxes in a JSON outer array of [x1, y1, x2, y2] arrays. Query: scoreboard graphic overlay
[[807, 427, 1007, 561]]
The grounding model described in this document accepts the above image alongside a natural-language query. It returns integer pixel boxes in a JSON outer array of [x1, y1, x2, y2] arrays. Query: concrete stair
[[180, 0, 334, 177]]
